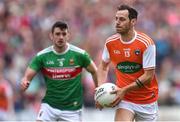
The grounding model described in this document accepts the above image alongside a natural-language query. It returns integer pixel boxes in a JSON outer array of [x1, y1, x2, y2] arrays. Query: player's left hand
[[109, 87, 126, 107], [95, 101, 103, 110], [94, 87, 104, 110]]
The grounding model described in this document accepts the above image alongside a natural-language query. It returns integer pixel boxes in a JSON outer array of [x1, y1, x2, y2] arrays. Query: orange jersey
[[0, 82, 8, 110], [102, 31, 158, 104]]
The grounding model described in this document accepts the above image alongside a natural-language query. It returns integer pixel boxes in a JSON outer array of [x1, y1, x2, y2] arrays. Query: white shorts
[[117, 100, 158, 121], [37, 103, 82, 122]]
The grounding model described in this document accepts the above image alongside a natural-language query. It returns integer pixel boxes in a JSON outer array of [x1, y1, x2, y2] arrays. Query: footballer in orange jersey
[[96, 4, 158, 121]]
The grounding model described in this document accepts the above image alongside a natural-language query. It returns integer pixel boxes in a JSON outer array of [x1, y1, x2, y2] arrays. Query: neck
[[120, 29, 135, 42], [53, 44, 68, 53]]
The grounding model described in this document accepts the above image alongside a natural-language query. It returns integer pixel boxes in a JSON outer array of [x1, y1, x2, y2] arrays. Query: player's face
[[115, 10, 133, 34], [52, 27, 69, 49]]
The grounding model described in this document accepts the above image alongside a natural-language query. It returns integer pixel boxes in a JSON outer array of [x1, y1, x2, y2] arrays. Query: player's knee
[[36, 120, 43, 122]]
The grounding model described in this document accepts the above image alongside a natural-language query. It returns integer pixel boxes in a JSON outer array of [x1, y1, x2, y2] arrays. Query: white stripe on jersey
[[136, 36, 149, 47], [37, 46, 53, 56], [69, 44, 85, 54], [140, 33, 153, 45], [105, 36, 120, 44], [106, 33, 120, 41], [137, 34, 154, 47], [138, 34, 153, 45]]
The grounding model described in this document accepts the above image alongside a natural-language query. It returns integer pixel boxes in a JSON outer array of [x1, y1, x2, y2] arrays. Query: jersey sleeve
[[102, 44, 110, 63], [29, 55, 43, 71], [143, 45, 156, 69], [80, 51, 92, 68]]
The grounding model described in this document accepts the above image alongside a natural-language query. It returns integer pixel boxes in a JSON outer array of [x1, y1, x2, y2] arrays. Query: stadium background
[[0, 0, 180, 121]]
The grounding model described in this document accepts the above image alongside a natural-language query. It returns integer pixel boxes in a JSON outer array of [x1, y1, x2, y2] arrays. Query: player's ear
[[131, 18, 137, 26], [66, 31, 70, 41], [49, 32, 53, 41]]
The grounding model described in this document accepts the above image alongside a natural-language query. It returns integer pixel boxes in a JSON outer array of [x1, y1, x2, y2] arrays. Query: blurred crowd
[[0, 0, 180, 120]]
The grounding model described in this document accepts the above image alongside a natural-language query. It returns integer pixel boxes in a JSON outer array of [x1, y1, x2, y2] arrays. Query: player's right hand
[[20, 80, 30, 91]]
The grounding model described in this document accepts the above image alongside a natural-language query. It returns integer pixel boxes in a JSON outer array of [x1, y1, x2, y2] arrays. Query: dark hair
[[117, 4, 138, 20], [51, 21, 68, 33]]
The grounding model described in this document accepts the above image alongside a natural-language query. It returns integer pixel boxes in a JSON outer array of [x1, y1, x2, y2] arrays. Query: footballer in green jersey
[[20, 21, 98, 121], [29, 44, 92, 110]]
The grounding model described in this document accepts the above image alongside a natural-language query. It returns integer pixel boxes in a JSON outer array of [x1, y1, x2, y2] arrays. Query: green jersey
[[29, 43, 92, 110]]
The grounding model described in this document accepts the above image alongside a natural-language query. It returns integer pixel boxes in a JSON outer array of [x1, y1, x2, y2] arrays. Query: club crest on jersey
[[123, 48, 130, 57], [69, 58, 74, 65], [134, 49, 141, 56]]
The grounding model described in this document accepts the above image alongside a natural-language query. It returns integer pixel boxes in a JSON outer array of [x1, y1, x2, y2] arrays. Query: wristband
[[135, 78, 144, 88]]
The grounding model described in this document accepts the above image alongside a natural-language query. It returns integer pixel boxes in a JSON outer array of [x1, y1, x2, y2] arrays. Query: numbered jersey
[[102, 31, 158, 104], [29, 43, 92, 110]]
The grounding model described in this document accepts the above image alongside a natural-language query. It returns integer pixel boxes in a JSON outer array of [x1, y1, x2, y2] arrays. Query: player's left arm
[[81, 51, 98, 87], [110, 69, 155, 107], [86, 61, 98, 87], [120, 68, 155, 93], [125, 44, 156, 89]]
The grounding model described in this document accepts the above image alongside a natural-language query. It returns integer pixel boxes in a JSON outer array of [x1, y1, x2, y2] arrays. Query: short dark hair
[[51, 21, 68, 33], [117, 4, 138, 20]]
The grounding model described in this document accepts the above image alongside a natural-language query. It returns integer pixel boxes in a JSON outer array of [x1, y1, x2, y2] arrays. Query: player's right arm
[[20, 67, 37, 91], [20, 52, 43, 91], [95, 44, 111, 110], [95, 60, 111, 110], [97, 43, 111, 86]]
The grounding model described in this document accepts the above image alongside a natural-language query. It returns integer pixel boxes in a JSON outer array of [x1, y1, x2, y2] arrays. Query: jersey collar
[[119, 30, 137, 44], [52, 43, 70, 55]]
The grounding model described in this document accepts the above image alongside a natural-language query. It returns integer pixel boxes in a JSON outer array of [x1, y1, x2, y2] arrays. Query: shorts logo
[[39, 111, 43, 117], [73, 101, 78, 106]]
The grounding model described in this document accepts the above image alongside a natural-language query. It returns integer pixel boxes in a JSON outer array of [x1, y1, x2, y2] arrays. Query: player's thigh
[[134, 102, 158, 121], [115, 108, 135, 121], [60, 109, 82, 122], [135, 112, 158, 122], [36, 120, 42, 122], [36, 103, 57, 121]]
